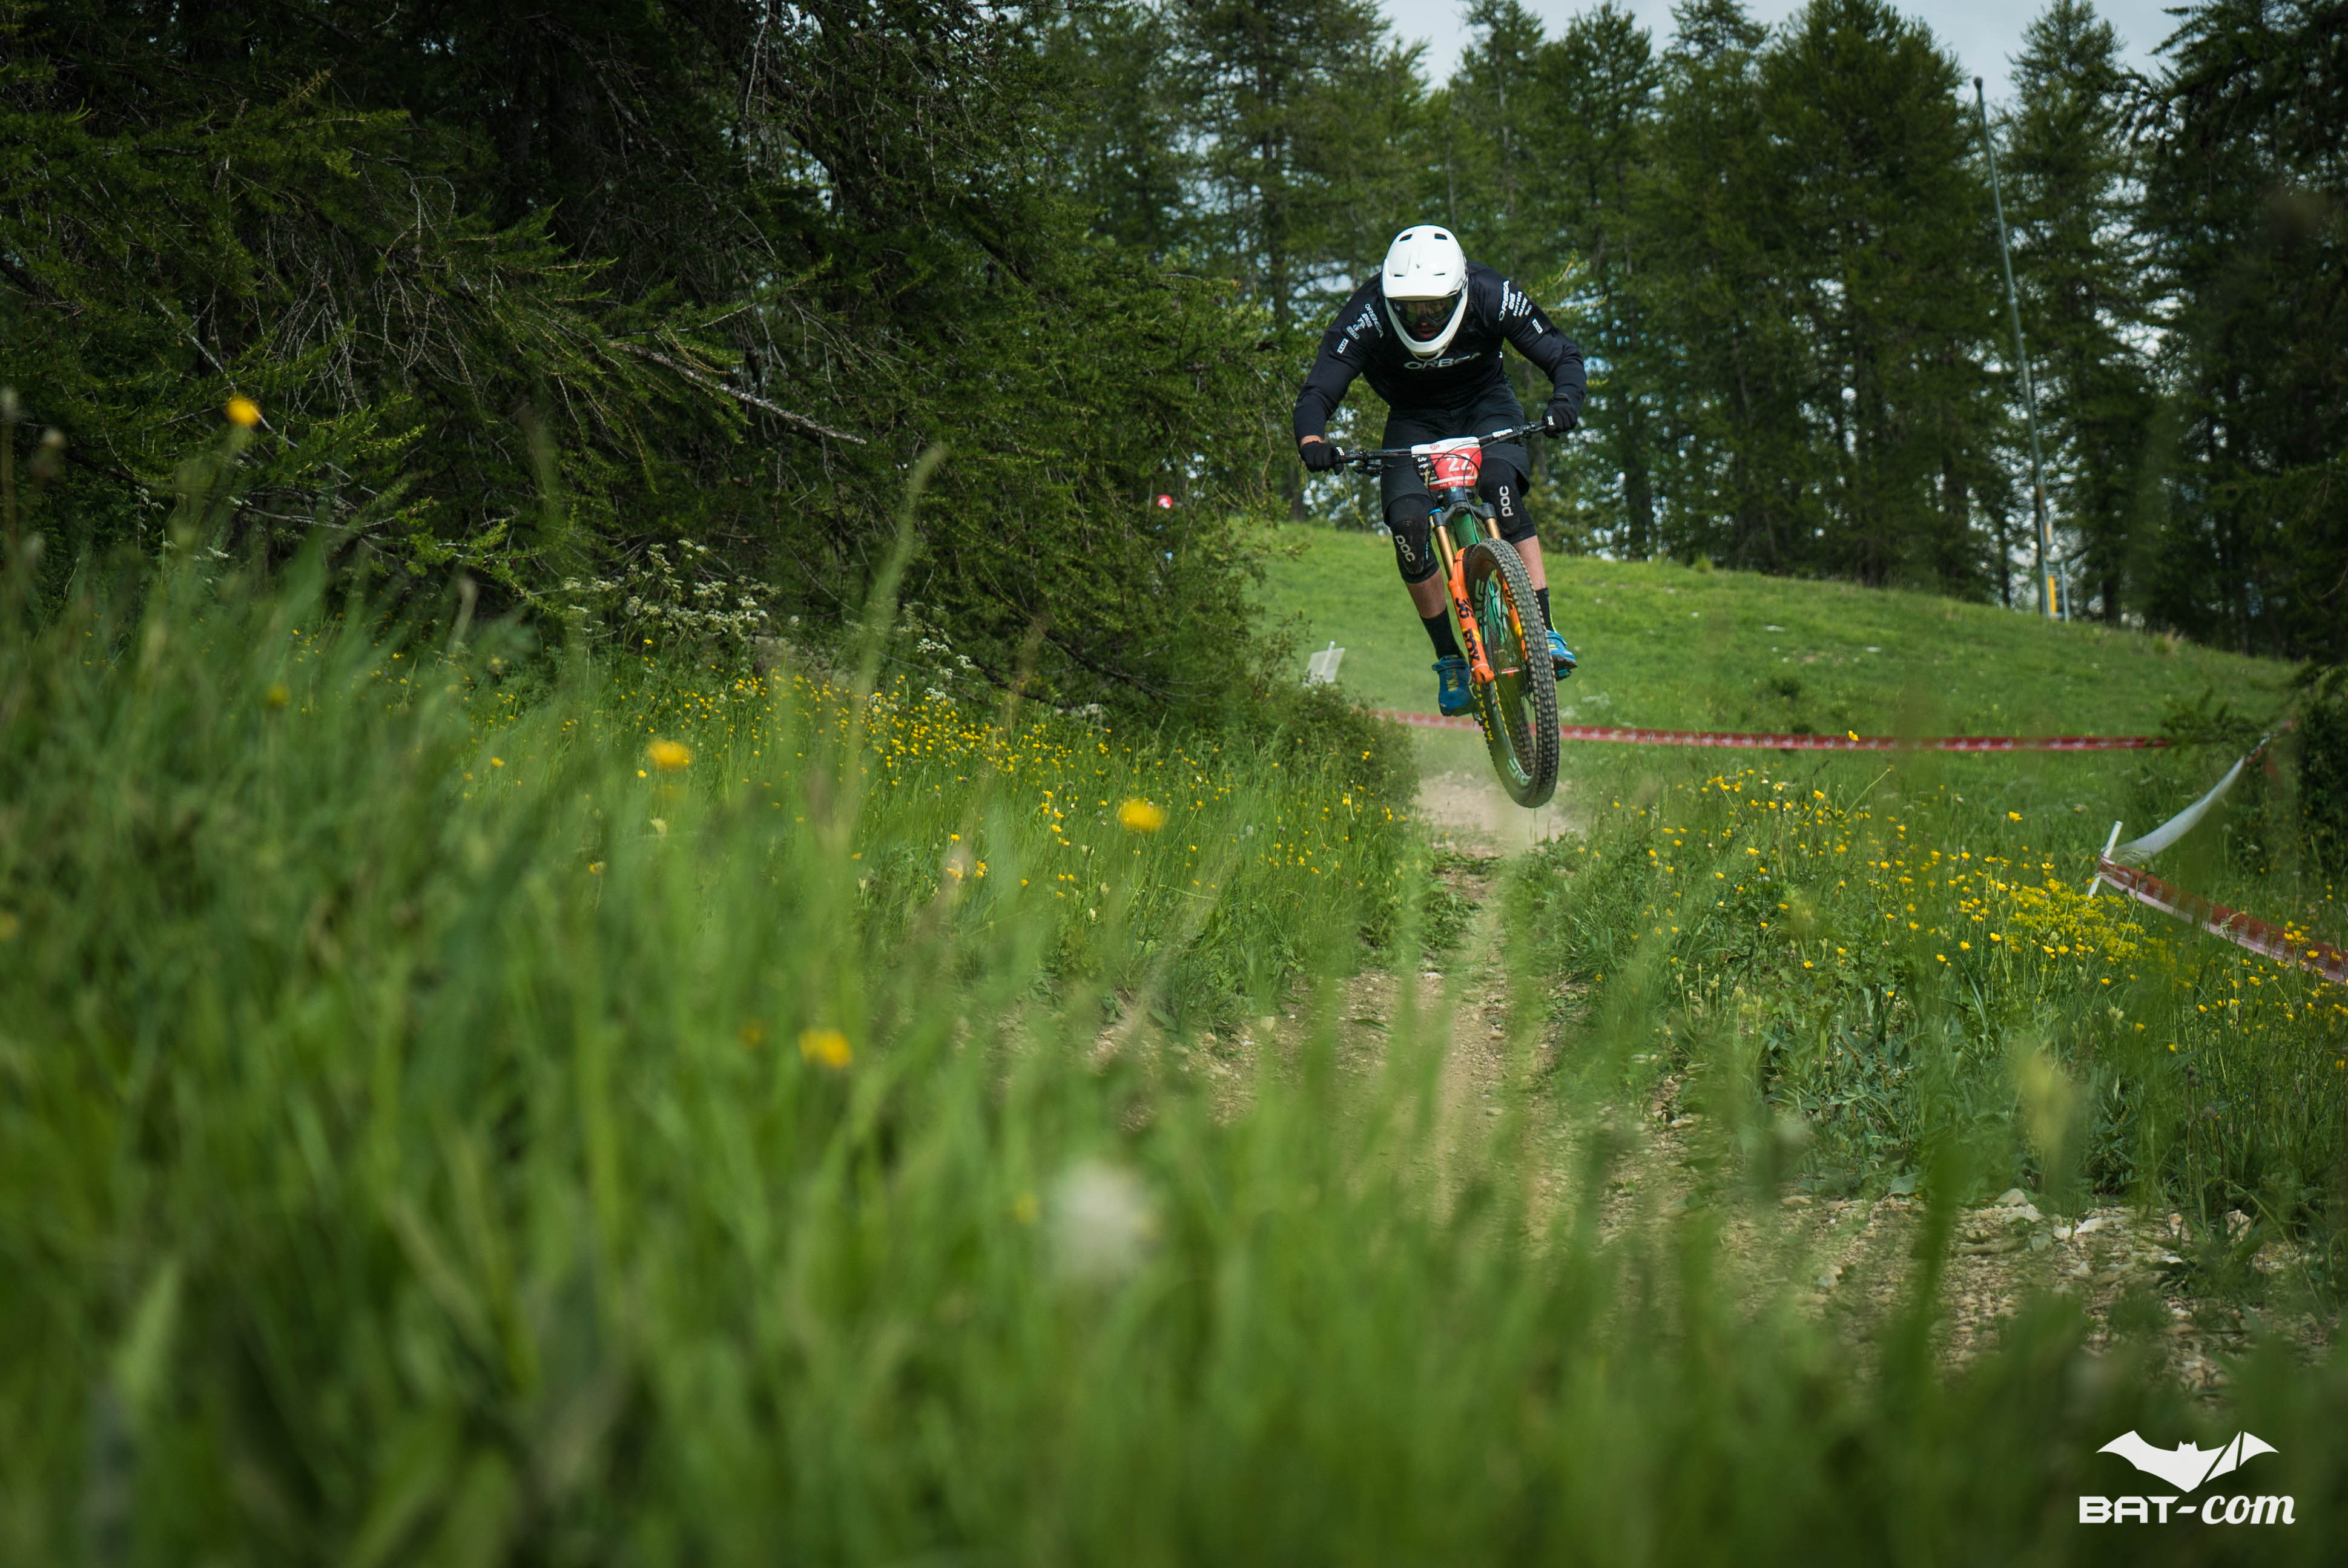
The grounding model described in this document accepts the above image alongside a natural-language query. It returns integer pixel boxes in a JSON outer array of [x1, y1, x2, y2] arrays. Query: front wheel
[[1460, 538, 1558, 808]]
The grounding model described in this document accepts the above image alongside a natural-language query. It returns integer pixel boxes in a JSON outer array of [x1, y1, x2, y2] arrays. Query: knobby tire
[[1461, 538, 1558, 808]]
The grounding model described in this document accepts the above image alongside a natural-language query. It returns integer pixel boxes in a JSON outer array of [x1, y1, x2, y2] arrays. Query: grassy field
[[5, 542, 2347, 1563], [1260, 524, 2286, 734]]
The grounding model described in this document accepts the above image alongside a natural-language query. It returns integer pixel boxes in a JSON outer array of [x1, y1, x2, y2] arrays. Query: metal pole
[[1974, 77, 2056, 619]]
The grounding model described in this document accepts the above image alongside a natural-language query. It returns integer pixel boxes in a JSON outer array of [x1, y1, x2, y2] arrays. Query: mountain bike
[[1331, 423, 1561, 808]]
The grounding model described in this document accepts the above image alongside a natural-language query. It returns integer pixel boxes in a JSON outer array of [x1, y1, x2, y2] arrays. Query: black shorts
[[1379, 382, 1534, 584]]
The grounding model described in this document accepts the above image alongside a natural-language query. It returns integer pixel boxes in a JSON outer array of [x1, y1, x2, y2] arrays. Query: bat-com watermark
[[2079, 1430, 2294, 1525]]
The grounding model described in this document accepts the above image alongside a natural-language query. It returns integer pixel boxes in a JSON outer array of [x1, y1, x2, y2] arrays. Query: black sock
[[1422, 611, 1462, 660], [1535, 587, 1553, 630]]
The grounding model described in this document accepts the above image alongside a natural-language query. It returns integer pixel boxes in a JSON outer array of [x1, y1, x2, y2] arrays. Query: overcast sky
[[1382, 0, 2187, 100]]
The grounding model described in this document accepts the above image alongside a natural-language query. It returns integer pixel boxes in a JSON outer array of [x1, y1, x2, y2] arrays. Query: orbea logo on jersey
[[1399, 352, 1486, 371], [2080, 1430, 2294, 1525]]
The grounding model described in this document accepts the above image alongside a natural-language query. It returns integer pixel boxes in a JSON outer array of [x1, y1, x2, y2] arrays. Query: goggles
[[1397, 292, 1461, 339]]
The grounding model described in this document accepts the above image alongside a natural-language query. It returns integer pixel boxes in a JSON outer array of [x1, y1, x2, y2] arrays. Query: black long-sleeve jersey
[[1290, 261, 1586, 440]]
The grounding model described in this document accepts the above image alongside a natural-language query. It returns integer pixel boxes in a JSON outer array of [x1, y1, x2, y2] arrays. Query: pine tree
[[1757, 0, 2006, 591], [1176, 0, 1427, 515], [2137, 0, 2348, 660], [1446, 0, 1551, 260], [1441, 4, 1660, 553], [2005, 0, 2156, 623], [1638, 0, 1819, 570], [1542, 6, 1664, 555], [1045, 2, 1198, 255], [1178, 0, 1425, 339]]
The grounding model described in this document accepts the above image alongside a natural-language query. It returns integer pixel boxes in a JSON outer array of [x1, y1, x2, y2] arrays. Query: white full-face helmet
[[1381, 226, 1469, 357]]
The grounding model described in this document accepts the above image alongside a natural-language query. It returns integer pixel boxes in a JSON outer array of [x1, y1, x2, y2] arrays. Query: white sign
[[1304, 642, 1345, 687]]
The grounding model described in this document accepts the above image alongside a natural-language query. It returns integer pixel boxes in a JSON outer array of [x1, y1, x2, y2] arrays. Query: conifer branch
[[605, 342, 863, 445]]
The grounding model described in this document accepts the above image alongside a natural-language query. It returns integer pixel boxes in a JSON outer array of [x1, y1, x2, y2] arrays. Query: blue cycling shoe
[[1432, 656, 1471, 716], [1547, 629, 1577, 674]]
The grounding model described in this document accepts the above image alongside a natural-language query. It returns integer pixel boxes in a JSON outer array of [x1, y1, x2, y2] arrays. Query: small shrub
[[2299, 666, 2348, 872], [1245, 679, 1416, 813]]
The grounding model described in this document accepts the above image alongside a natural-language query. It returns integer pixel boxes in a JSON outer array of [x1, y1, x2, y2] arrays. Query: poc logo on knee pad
[[1390, 526, 1429, 575]]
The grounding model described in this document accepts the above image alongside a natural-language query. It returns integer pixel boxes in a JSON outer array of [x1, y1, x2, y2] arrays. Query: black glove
[[1543, 399, 1578, 436], [1299, 440, 1341, 473]]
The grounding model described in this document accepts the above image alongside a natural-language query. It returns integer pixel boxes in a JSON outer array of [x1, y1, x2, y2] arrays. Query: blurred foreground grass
[[4, 559, 2347, 1564]]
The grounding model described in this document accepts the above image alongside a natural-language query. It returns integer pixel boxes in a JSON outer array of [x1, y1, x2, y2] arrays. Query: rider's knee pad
[[1482, 467, 1538, 546], [1387, 500, 1440, 584]]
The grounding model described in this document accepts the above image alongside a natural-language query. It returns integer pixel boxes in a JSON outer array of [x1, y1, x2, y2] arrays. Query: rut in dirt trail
[[1362, 762, 2341, 1385]]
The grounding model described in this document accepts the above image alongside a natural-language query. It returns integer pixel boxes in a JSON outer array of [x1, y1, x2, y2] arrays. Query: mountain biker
[[1294, 225, 1585, 717]]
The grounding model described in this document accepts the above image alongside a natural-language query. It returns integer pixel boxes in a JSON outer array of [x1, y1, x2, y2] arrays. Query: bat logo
[[2099, 1431, 2277, 1492]]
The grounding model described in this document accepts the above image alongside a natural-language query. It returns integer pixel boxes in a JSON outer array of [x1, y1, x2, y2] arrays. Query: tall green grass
[[5, 561, 2347, 1564], [1520, 746, 2348, 1253]]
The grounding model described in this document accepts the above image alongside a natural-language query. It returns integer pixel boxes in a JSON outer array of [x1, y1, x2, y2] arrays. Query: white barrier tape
[[2108, 731, 2280, 864]]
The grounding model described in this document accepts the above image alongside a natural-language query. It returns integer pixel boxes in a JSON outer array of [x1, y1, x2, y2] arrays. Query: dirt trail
[[1603, 1096, 2328, 1382], [1414, 768, 1578, 855], [1176, 760, 2333, 1383], [1422, 854, 1523, 1187], [1420, 769, 2330, 1379]]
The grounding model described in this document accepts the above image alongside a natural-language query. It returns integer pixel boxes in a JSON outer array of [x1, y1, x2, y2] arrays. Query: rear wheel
[[1460, 538, 1558, 808]]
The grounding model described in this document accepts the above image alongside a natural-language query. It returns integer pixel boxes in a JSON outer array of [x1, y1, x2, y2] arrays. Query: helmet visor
[[1398, 291, 1461, 340]]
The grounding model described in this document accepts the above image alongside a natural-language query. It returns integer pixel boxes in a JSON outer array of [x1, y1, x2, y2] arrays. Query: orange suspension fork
[[1433, 522, 1494, 683]]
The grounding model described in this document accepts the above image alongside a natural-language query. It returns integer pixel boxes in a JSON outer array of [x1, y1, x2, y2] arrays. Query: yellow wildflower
[[1118, 798, 1168, 832], [799, 1028, 852, 1070]]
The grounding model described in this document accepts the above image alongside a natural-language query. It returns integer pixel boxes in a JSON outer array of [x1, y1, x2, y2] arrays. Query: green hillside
[[1261, 525, 2290, 738]]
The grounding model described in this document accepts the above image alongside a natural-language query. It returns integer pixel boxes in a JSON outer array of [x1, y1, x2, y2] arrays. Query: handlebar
[[1324, 420, 1549, 471]]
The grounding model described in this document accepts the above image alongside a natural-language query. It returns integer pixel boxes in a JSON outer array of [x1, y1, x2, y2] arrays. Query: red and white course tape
[[2093, 858, 2348, 987], [2081, 727, 2343, 986], [1374, 710, 2166, 751], [1374, 707, 2342, 983]]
